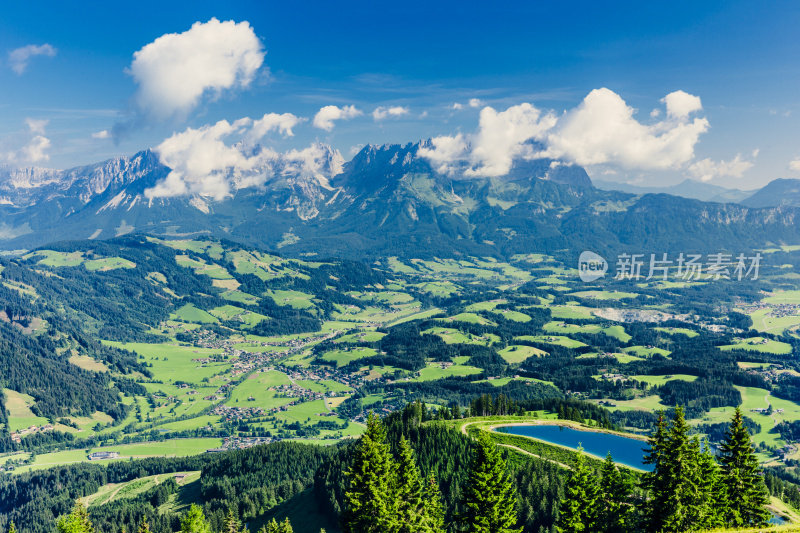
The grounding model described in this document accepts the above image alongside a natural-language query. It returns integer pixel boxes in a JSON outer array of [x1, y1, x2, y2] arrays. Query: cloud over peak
[[146, 116, 340, 201], [129, 18, 265, 120]]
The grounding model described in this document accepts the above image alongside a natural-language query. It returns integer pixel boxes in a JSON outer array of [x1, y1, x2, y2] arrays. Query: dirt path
[[497, 444, 572, 470]]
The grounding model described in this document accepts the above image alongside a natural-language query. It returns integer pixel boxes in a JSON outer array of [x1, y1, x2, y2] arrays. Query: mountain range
[[2, 142, 800, 257]]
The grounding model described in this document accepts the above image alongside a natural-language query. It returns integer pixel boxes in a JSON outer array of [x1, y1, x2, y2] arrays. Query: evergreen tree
[[342, 412, 399, 533], [279, 518, 294, 533], [180, 504, 212, 533], [261, 518, 280, 533], [641, 411, 669, 530], [556, 448, 599, 533], [460, 432, 521, 533], [57, 503, 96, 533], [395, 436, 428, 533], [222, 509, 242, 533], [695, 438, 725, 530], [595, 453, 632, 533], [137, 522, 151, 533], [423, 474, 446, 533], [719, 407, 771, 527], [7, 523, 16, 533]]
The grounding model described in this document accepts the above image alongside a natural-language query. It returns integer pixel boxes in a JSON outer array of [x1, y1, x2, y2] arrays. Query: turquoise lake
[[495, 424, 652, 471]]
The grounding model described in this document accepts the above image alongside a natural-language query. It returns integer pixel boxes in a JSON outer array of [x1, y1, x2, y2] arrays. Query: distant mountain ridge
[[593, 178, 753, 203], [740, 178, 800, 208], [1, 142, 800, 257]]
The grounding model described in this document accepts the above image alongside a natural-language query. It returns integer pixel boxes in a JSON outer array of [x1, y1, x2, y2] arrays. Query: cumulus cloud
[[372, 106, 409, 121], [451, 102, 464, 110], [468, 98, 482, 108], [466, 103, 557, 176], [688, 153, 756, 182], [128, 18, 264, 119], [790, 159, 800, 172], [420, 88, 711, 177], [312, 105, 361, 131], [661, 90, 703, 119], [92, 130, 111, 139], [248, 112, 303, 139], [543, 88, 709, 169], [8, 44, 56, 74], [3, 119, 52, 164], [146, 116, 340, 201], [418, 134, 468, 174]]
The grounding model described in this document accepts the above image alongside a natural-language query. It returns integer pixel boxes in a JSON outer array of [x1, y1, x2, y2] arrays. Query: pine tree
[[180, 504, 212, 533], [641, 410, 669, 530], [460, 432, 521, 533], [695, 438, 725, 530], [137, 522, 151, 533], [556, 448, 599, 533], [279, 518, 294, 533], [423, 474, 446, 533], [7, 522, 17, 533], [222, 509, 242, 533], [395, 436, 427, 533], [261, 518, 279, 533], [661, 406, 702, 532], [342, 412, 399, 533], [56, 502, 96, 533], [595, 453, 632, 532], [719, 407, 771, 527]]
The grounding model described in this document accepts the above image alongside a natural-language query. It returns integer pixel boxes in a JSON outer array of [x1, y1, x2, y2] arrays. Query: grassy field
[[515, 335, 587, 348], [320, 347, 378, 367], [333, 331, 386, 344], [498, 345, 547, 363], [630, 374, 699, 387], [411, 362, 483, 381], [102, 341, 228, 383], [82, 471, 201, 507], [623, 346, 671, 357], [2, 389, 49, 432], [171, 303, 218, 324], [720, 337, 792, 355], [440, 312, 496, 325], [68, 354, 110, 372], [14, 439, 223, 474]]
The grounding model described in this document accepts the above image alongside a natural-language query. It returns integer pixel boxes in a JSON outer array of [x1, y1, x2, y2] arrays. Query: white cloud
[[146, 117, 341, 200], [372, 106, 410, 121], [661, 90, 703, 119], [16, 136, 51, 164], [451, 103, 464, 110], [25, 118, 48, 135], [790, 159, 800, 172], [4, 119, 52, 164], [129, 18, 264, 119], [312, 105, 361, 131], [466, 103, 557, 176], [8, 44, 56, 75], [418, 134, 468, 174], [468, 98, 482, 108], [421, 88, 711, 177], [543, 88, 709, 169], [92, 130, 111, 139], [688, 153, 755, 182], [248, 112, 303, 139]]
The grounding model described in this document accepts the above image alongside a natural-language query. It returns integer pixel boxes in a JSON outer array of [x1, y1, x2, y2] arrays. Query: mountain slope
[[740, 178, 800, 208], [1, 143, 799, 257], [593, 178, 752, 203]]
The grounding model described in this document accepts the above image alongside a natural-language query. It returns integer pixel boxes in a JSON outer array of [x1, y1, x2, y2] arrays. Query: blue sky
[[1, 0, 799, 189]]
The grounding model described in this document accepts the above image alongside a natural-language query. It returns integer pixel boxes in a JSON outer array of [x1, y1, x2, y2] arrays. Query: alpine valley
[[3, 143, 800, 533]]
